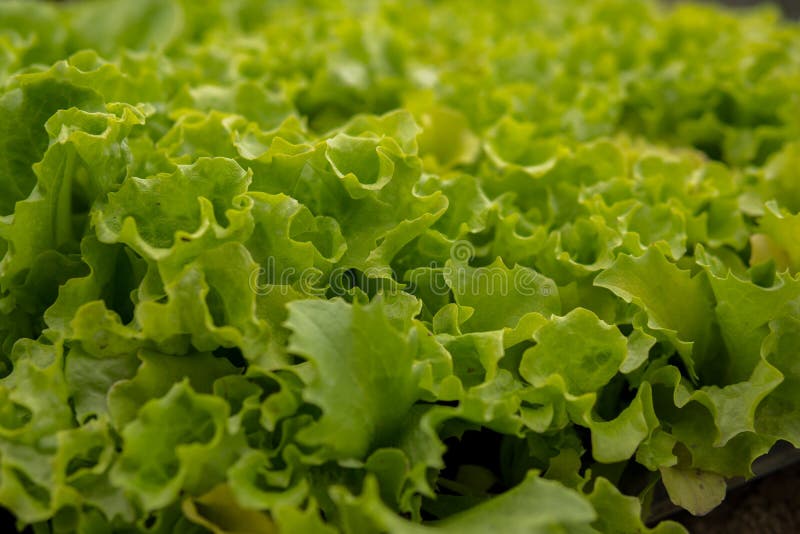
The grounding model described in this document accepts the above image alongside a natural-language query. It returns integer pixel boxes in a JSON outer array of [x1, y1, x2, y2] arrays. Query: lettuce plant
[[1, 0, 799, 532]]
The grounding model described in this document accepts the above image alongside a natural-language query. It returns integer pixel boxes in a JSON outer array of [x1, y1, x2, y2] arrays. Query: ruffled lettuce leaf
[[2, 0, 800, 532]]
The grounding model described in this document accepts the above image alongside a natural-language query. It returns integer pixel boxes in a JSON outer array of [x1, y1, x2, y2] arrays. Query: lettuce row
[[1, 0, 800, 532]]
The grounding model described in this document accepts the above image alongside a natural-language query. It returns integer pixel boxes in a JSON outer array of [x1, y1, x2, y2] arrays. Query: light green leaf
[[659, 467, 726, 517], [444, 258, 560, 332], [594, 248, 717, 380], [111, 381, 243, 511], [333, 471, 597, 534], [520, 308, 626, 396], [286, 298, 421, 460]]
